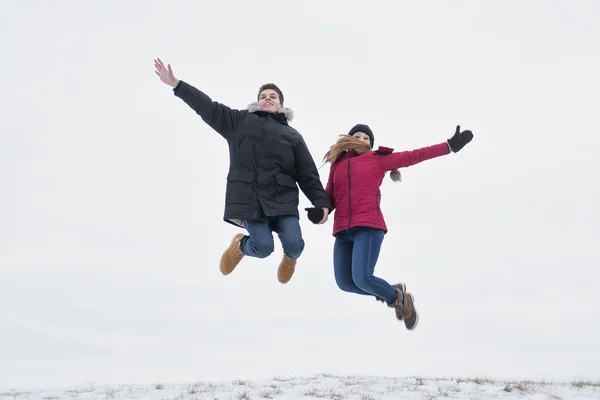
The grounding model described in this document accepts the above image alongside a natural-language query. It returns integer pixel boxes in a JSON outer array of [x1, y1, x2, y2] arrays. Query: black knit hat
[[347, 124, 374, 147]]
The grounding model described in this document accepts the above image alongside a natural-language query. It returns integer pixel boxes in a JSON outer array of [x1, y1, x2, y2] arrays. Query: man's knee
[[283, 238, 304, 259], [246, 238, 275, 258]]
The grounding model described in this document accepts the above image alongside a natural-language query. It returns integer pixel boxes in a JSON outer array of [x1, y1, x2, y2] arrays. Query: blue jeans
[[333, 227, 397, 304], [240, 216, 305, 260]]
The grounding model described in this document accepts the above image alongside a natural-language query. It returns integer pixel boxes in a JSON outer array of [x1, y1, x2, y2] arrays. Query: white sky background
[[1, 0, 599, 390]]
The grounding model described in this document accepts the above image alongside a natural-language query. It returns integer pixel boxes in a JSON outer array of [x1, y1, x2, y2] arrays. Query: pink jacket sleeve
[[325, 163, 336, 211], [379, 142, 450, 171]]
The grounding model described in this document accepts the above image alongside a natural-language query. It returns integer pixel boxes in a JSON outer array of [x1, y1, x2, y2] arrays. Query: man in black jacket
[[154, 58, 331, 283]]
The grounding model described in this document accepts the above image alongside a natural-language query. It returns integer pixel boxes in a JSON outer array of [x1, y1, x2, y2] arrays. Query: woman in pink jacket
[[306, 124, 473, 330]]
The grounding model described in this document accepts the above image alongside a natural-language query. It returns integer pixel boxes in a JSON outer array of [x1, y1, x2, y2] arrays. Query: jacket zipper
[[347, 159, 352, 229], [251, 117, 268, 219]]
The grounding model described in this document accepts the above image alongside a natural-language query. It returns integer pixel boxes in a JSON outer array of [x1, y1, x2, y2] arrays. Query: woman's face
[[352, 131, 372, 147]]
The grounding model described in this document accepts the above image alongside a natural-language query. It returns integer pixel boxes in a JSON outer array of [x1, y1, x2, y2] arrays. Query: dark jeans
[[333, 227, 397, 304], [240, 216, 305, 260]]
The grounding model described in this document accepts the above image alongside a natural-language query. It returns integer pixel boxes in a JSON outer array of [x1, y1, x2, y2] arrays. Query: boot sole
[[219, 234, 245, 275], [404, 293, 419, 330]]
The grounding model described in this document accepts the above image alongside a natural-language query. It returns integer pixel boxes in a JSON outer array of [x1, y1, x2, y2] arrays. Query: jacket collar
[[247, 102, 294, 124], [346, 146, 394, 156]]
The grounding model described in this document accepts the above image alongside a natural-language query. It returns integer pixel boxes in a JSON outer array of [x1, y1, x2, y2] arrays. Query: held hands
[[305, 207, 329, 224], [447, 125, 474, 153], [154, 58, 180, 88]]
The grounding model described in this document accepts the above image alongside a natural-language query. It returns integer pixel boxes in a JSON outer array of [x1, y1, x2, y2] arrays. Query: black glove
[[305, 207, 324, 224], [447, 125, 473, 153]]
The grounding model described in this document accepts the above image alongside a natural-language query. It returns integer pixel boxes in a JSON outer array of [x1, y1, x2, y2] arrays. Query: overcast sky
[[1, 0, 599, 391]]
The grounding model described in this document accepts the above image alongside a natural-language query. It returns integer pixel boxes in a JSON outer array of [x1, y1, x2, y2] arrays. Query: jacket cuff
[[314, 200, 333, 211], [172, 80, 183, 95]]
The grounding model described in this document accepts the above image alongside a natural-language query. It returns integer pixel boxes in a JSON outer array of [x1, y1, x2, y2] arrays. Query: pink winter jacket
[[325, 142, 450, 236]]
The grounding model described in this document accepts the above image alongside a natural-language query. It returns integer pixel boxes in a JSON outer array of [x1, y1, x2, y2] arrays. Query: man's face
[[258, 89, 282, 112]]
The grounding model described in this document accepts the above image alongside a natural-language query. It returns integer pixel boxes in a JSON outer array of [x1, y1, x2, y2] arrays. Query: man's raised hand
[[154, 58, 180, 88]]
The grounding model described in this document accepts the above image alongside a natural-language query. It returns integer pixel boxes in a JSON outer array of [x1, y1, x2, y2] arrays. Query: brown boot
[[277, 254, 296, 283], [392, 289, 418, 330], [219, 233, 245, 275], [402, 293, 419, 330], [389, 283, 407, 320]]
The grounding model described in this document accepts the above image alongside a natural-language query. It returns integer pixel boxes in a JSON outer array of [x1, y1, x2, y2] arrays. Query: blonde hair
[[323, 135, 401, 182]]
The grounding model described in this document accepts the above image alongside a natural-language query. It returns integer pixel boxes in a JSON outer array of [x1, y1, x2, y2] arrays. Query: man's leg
[[333, 231, 374, 296], [240, 219, 275, 258], [219, 219, 274, 276], [272, 216, 304, 283], [273, 216, 305, 259]]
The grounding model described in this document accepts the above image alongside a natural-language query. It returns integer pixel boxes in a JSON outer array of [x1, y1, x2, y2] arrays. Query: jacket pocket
[[225, 170, 255, 204], [274, 173, 298, 204]]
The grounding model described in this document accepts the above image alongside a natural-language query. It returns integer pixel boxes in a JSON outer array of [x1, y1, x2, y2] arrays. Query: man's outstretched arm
[[154, 58, 245, 140]]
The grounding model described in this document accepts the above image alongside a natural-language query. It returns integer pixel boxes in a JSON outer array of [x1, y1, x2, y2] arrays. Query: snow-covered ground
[[2, 375, 599, 400]]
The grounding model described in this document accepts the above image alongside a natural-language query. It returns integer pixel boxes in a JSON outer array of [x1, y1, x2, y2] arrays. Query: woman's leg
[[350, 228, 398, 304], [333, 231, 373, 296]]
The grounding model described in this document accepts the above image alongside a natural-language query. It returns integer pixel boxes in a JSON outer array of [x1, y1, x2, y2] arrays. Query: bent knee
[[352, 274, 373, 290], [335, 279, 356, 293], [334, 272, 358, 293], [250, 240, 275, 258], [283, 239, 305, 259]]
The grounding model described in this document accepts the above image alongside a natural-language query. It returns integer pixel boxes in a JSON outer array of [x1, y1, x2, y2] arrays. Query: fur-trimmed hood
[[247, 102, 294, 122]]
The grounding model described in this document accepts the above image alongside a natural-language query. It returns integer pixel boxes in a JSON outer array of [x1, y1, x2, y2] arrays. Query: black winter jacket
[[173, 81, 332, 228]]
